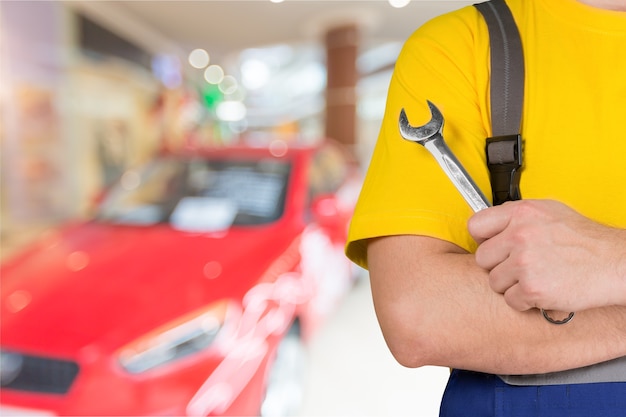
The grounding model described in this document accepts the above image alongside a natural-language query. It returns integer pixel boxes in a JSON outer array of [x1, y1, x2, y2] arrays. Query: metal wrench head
[[398, 100, 444, 144]]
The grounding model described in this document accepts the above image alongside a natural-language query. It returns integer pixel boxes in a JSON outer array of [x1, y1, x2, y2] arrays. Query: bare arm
[[368, 221, 626, 375]]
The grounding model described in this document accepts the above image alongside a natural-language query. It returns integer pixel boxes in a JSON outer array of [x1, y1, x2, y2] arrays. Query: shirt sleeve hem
[[345, 211, 478, 269]]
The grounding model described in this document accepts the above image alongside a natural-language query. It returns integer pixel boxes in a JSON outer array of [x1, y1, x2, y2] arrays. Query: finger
[[487, 262, 518, 294], [474, 234, 513, 270], [468, 202, 516, 241], [502, 283, 535, 312]]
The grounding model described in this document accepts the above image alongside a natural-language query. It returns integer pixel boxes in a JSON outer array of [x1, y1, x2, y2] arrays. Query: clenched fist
[[467, 199, 626, 313]]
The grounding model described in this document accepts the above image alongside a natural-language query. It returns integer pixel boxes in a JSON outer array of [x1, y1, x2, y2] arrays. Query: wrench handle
[[424, 136, 491, 212]]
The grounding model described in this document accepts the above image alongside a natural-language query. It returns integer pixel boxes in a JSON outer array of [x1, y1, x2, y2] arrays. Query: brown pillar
[[325, 24, 359, 150]]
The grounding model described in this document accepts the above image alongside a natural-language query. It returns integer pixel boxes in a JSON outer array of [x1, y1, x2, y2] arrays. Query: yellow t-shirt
[[346, 0, 626, 269]]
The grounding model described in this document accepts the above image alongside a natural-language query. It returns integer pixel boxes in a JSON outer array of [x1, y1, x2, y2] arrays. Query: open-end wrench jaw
[[398, 100, 444, 144]]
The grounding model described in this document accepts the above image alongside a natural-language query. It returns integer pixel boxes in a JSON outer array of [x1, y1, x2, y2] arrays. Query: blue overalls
[[439, 369, 626, 417]]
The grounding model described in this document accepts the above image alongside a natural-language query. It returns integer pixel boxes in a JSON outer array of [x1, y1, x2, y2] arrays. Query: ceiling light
[[388, 0, 410, 8]]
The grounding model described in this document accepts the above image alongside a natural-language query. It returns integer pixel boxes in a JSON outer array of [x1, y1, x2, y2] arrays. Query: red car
[[0, 139, 361, 416]]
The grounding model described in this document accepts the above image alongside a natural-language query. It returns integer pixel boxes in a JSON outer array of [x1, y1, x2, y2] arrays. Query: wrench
[[399, 100, 491, 212]]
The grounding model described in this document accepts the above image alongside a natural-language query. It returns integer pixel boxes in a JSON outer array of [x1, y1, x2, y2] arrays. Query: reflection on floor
[[298, 275, 450, 417]]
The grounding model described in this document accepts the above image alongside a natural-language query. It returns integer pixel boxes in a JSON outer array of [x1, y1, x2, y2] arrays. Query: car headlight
[[118, 301, 229, 374], [0, 351, 24, 386]]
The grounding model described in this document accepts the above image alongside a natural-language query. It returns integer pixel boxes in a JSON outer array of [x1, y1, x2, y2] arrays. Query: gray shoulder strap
[[474, 0, 524, 136], [474, 0, 525, 205]]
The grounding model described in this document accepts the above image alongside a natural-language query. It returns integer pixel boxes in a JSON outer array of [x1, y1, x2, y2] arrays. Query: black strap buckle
[[486, 134, 523, 205]]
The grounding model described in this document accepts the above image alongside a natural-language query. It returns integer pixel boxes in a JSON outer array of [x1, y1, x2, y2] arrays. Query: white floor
[[298, 275, 450, 417]]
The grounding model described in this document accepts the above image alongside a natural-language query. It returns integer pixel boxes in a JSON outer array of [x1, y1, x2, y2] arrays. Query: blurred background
[[1, 1, 473, 415]]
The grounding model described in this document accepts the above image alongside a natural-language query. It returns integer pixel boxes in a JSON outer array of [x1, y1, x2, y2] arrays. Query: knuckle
[[514, 199, 538, 213], [511, 200, 542, 222], [508, 225, 540, 249], [512, 249, 534, 269], [516, 276, 543, 304]]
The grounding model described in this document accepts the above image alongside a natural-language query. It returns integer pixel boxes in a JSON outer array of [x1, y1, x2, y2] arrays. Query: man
[[345, 0, 626, 415]]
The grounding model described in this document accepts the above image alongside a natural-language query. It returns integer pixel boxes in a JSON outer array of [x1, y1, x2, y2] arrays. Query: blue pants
[[440, 369, 626, 417]]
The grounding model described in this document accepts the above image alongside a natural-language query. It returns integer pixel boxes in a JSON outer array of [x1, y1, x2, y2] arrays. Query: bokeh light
[[204, 65, 225, 84], [188, 48, 210, 68], [219, 75, 239, 95], [241, 59, 271, 90], [216, 101, 246, 122]]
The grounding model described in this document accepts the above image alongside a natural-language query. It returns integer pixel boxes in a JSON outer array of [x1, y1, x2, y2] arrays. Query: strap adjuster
[[486, 134, 523, 205]]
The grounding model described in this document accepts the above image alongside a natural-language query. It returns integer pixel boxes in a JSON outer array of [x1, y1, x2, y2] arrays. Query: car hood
[[1, 221, 302, 357]]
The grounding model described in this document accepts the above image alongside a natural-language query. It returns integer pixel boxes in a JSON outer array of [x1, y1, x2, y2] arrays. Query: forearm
[[616, 229, 626, 305], [368, 235, 626, 375]]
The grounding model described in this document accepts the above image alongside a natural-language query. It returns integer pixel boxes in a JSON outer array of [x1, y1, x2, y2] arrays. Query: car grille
[[1, 351, 80, 394]]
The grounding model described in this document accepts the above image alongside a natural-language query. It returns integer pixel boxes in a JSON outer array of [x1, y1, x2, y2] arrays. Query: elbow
[[385, 331, 439, 370], [387, 340, 431, 369], [375, 302, 442, 369]]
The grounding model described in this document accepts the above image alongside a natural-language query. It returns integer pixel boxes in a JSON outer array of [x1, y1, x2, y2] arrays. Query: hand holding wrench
[[398, 100, 574, 324]]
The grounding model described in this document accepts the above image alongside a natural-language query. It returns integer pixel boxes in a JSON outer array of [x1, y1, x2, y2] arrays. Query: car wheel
[[260, 322, 308, 417]]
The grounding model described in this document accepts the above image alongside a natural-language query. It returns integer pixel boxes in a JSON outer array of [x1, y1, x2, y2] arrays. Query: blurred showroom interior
[[1, 2, 475, 415], [0, 0, 471, 256]]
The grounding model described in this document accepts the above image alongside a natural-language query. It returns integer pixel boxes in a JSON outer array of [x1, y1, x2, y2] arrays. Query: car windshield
[[96, 156, 291, 230]]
